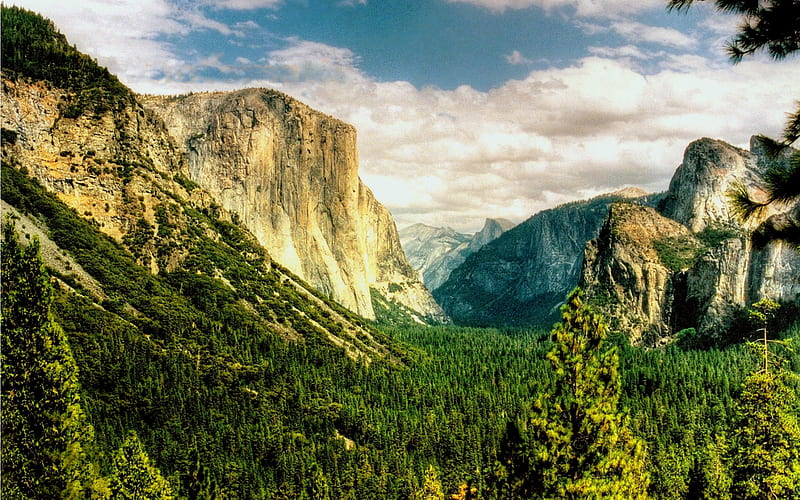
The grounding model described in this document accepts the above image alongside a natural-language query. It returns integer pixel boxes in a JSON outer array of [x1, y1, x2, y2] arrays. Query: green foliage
[[508, 289, 650, 499], [0, 220, 100, 499], [110, 432, 175, 499], [730, 370, 800, 499], [1, 5, 131, 118], [667, 0, 800, 62], [653, 234, 703, 271], [412, 465, 446, 500]]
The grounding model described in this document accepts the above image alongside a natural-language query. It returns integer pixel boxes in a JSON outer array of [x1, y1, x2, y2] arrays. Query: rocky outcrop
[[581, 203, 703, 347], [582, 138, 800, 345], [468, 218, 516, 253], [434, 189, 652, 326], [142, 90, 446, 322], [399, 218, 514, 291]]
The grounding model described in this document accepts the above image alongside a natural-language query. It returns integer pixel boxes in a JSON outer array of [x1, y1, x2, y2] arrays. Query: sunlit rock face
[[582, 138, 800, 346], [143, 89, 446, 322]]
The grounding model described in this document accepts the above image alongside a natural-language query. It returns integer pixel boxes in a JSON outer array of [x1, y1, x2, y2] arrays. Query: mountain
[[0, 12, 444, 325], [581, 137, 800, 346], [140, 90, 446, 324], [399, 218, 514, 291], [433, 188, 654, 326]]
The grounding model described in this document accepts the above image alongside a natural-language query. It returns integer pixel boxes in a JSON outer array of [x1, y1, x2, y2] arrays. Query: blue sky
[[12, 0, 800, 232]]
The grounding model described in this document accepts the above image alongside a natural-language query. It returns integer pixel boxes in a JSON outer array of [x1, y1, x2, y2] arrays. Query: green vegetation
[[499, 290, 649, 498], [654, 224, 741, 272], [4, 207, 797, 497], [3, 6, 799, 498], [1, 5, 131, 118]]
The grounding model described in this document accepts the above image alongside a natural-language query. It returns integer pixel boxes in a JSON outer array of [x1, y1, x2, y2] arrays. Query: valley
[[2, 5, 799, 500]]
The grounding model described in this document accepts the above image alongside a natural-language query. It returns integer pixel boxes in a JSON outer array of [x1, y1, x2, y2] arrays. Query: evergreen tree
[[730, 301, 800, 499], [109, 432, 175, 499], [412, 465, 445, 500], [1, 220, 101, 499], [730, 370, 800, 499], [520, 289, 649, 499], [667, 0, 800, 61]]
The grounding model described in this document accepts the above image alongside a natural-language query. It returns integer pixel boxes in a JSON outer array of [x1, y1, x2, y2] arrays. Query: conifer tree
[[730, 300, 800, 499], [520, 288, 649, 499], [1, 220, 101, 499], [412, 465, 445, 500], [109, 432, 175, 499]]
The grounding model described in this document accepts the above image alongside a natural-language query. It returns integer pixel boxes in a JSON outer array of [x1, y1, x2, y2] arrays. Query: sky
[[10, 0, 800, 232]]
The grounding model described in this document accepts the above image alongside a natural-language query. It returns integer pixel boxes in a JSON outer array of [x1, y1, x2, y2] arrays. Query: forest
[[2, 4, 800, 499]]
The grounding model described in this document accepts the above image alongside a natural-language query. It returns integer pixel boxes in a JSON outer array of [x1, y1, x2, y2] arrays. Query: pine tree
[[520, 288, 649, 499], [412, 465, 445, 500], [109, 432, 175, 499], [730, 370, 800, 499], [730, 301, 800, 499], [1, 220, 101, 499]]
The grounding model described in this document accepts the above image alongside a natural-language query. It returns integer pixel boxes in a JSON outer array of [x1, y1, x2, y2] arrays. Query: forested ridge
[[2, 5, 800, 499]]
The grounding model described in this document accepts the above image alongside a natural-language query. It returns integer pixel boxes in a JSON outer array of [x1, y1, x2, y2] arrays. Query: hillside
[[434, 188, 656, 326]]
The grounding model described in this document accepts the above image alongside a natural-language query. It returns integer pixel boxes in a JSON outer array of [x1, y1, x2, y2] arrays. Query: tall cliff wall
[[142, 90, 446, 322], [434, 188, 651, 326], [582, 138, 800, 346]]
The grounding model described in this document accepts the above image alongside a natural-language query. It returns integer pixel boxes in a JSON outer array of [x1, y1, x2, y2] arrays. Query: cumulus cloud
[[264, 38, 366, 83], [11, 0, 799, 232], [505, 50, 533, 65], [11, 0, 192, 84], [272, 55, 799, 231], [609, 20, 696, 49], [204, 0, 283, 9], [446, 0, 663, 17], [587, 45, 661, 60]]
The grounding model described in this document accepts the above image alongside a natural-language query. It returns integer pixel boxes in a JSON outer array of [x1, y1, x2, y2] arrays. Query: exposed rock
[[581, 203, 702, 347], [467, 218, 516, 253], [435, 189, 653, 326], [583, 138, 800, 344], [141, 89, 446, 322], [399, 218, 514, 291], [660, 137, 773, 232]]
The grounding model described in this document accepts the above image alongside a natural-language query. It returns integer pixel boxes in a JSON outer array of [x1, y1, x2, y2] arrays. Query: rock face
[[582, 138, 800, 345], [142, 90, 446, 322], [434, 189, 652, 326], [399, 218, 514, 291], [581, 203, 702, 347]]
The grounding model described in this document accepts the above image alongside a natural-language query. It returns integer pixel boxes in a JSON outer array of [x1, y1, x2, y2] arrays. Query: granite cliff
[[142, 90, 446, 323], [433, 188, 653, 326], [399, 218, 514, 291], [581, 138, 800, 346]]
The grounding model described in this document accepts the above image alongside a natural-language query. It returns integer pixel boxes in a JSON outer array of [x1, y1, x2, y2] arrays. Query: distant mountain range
[[399, 218, 514, 291]]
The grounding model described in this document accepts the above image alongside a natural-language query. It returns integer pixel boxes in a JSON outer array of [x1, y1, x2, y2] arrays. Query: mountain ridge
[[399, 217, 514, 291]]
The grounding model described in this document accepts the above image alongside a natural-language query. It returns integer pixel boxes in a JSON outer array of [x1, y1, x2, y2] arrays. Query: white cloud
[[270, 55, 799, 231], [265, 38, 366, 83], [205, 0, 283, 10], [9, 0, 799, 232], [505, 50, 533, 65], [609, 20, 696, 49], [446, 0, 663, 17], [10, 0, 191, 84], [587, 45, 660, 60]]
